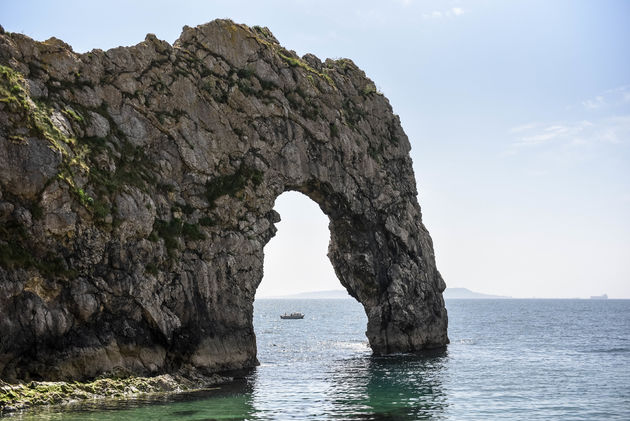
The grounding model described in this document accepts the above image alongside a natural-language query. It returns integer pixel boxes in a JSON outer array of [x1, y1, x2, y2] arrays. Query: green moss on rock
[[276, 49, 335, 87], [0, 371, 229, 414], [0, 221, 77, 279], [205, 165, 263, 208], [151, 218, 206, 255]]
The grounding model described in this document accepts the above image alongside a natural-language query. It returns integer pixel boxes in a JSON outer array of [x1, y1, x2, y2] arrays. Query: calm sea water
[[5, 299, 630, 420]]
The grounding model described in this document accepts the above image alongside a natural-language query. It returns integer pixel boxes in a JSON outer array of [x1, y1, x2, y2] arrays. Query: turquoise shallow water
[[5, 299, 630, 420]]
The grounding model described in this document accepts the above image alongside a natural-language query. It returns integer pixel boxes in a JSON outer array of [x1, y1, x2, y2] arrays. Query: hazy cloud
[[509, 115, 630, 150], [581, 85, 630, 110], [422, 7, 466, 19], [511, 86, 630, 152], [509, 123, 538, 134], [582, 96, 605, 109]]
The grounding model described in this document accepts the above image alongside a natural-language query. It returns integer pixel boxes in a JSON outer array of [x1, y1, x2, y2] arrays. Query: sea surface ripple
[[6, 298, 630, 420]]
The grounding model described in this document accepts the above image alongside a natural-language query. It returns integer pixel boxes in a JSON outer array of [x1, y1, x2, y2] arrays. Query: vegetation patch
[[1, 65, 121, 223], [360, 83, 378, 97], [145, 263, 159, 276], [286, 88, 321, 120], [2, 65, 160, 227], [236, 67, 255, 79], [0, 371, 230, 413], [387, 120, 400, 145], [151, 218, 205, 254], [76, 188, 94, 207], [0, 221, 77, 279], [157, 182, 176, 194], [252, 25, 274, 40], [174, 203, 195, 215], [0, 65, 73, 154], [329, 122, 339, 138], [199, 216, 215, 227], [259, 79, 277, 91], [205, 165, 263, 208], [181, 222, 204, 240], [276, 48, 335, 87], [333, 58, 357, 73], [62, 107, 83, 123], [29, 202, 44, 220], [88, 140, 155, 196], [201, 77, 229, 104], [342, 98, 366, 129], [237, 79, 256, 96], [368, 144, 381, 161]]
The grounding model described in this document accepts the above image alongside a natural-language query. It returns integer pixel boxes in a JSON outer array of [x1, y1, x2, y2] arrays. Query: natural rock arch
[[0, 20, 448, 381]]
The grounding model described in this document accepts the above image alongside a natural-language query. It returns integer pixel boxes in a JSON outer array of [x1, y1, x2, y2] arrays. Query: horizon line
[[255, 288, 629, 300]]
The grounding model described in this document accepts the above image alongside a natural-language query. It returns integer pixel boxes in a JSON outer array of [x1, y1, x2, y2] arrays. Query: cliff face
[[0, 20, 448, 381]]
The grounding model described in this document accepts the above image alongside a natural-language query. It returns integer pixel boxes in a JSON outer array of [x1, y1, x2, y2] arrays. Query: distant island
[[258, 288, 618, 300], [443, 288, 511, 299], [257, 289, 352, 299], [259, 287, 512, 300]]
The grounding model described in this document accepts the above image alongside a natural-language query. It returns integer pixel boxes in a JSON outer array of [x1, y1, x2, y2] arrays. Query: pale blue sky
[[2, 1, 629, 298]]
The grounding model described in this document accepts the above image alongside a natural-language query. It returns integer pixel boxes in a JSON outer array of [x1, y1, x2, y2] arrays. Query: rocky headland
[[0, 18, 448, 398]]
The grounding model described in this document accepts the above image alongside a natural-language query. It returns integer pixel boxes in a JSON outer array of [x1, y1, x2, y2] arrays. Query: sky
[[2, 0, 629, 298]]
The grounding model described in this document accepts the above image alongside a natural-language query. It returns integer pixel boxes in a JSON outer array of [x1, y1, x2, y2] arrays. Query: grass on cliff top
[[245, 29, 335, 88], [276, 50, 335, 88]]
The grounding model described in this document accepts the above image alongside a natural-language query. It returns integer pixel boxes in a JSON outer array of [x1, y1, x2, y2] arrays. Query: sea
[[5, 298, 630, 420]]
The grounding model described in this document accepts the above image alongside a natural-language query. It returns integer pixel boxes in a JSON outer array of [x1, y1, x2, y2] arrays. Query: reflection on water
[[243, 299, 449, 420], [326, 352, 448, 420], [244, 351, 449, 421]]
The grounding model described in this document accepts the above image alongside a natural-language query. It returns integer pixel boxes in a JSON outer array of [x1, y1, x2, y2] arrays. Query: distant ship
[[590, 294, 608, 300], [280, 312, 304, 319]]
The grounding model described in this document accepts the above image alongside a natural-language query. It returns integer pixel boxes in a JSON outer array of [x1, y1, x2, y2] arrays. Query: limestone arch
[[254, 173, 449, 357], [0, 20, 448, 381]]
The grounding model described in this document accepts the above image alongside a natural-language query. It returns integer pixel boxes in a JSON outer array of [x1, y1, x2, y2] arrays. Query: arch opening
[[253, 190, 369, 366], [256, 191, 349, 300], [249, 177, 449, 358]]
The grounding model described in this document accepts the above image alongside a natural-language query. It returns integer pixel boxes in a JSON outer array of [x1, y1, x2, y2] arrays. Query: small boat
[[280, 312, 304, 319]]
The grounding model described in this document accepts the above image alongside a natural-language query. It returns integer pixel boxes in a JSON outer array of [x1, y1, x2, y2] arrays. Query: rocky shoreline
[[0, 368, 230, 414]]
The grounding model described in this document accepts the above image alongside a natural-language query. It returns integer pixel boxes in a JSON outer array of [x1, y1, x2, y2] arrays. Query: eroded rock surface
[[0, 20, 448, 381]]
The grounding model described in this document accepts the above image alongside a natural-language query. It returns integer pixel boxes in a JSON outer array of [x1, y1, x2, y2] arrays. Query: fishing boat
[[280, 312, 304, 319]]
